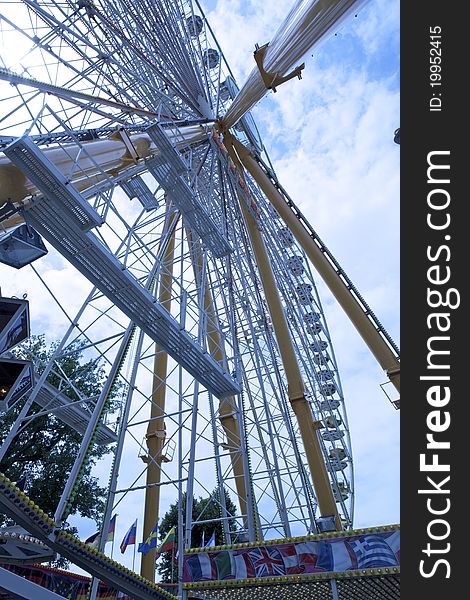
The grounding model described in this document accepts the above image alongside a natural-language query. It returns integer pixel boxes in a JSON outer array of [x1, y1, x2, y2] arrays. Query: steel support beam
[[228, 135, 400, 395], [141, 207, 177, 582], [225, 133, 340, 528], [187, 229, 256, 537], [0, 476, 175, 600], [0, 566, 68, 600], [146, 124, 232, 257], [35, 381, 117, 445]]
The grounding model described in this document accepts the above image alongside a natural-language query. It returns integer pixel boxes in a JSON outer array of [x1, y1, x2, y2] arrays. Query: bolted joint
[[254, 43, 305, 93]]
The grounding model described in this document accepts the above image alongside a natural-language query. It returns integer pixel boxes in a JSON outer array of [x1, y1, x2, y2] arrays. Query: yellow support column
[[224, 133, 340, 528], [140, 208, 178, 581], [186, 231, 252, 533], [228, 135, 400, 395]]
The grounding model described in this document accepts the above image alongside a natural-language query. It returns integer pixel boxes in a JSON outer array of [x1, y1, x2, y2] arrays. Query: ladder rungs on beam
[[21, 198, 239, 399], [146, 124, 232, 258]]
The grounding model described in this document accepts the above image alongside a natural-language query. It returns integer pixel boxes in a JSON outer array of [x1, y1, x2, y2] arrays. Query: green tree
[[0, 335, 121, 564], [156, 489, 239, 583]]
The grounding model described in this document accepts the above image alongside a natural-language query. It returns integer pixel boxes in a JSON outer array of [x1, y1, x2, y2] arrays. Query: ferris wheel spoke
[[222, 0, 364, 129], [92, 2, 206, 113], [0, 69, 159, 120], [0, 1, 376, 582], [12, 1, 195, 119]]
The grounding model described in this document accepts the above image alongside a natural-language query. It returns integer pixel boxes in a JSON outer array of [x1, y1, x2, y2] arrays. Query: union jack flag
[[247, 546, 286, 577]]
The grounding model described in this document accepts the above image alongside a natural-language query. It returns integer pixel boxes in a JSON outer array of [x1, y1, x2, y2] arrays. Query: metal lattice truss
[[0, 0, 398, 589]]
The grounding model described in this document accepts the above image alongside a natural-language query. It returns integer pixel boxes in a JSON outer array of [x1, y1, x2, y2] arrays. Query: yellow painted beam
[[224, 133, 340, 528], [140, 207, 178, 581], [0, 126, 207, 229], [228, 135, 400, 395], [186, 230, 252, 534], [0, 136, 151, 204]]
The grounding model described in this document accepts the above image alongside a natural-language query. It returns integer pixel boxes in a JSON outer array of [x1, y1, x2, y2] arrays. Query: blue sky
[[205, 0, 400, 529], [0, 0, 399, 572]]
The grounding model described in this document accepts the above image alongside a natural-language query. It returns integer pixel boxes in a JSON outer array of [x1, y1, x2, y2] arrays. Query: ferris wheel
[[0, 0, 399, 588]]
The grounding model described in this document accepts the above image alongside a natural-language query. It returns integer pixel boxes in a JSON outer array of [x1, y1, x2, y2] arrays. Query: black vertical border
[[401, 2, 465, 598]]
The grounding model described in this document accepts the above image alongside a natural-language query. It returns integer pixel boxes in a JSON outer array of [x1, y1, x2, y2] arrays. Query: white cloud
[[228, 0, 400, 529], [0, 0, 400, 571], [206, 0, 288, 82]]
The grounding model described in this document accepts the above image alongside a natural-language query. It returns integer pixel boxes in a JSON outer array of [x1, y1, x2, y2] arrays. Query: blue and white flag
[[205, 531, 216, 547], [348, 534, 398, 568], [138, 521, 158, 556]]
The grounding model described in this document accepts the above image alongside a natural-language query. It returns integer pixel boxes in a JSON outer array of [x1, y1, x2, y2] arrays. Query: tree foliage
[[157, 489, 238, 583], [0, 335, 118, 526]]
